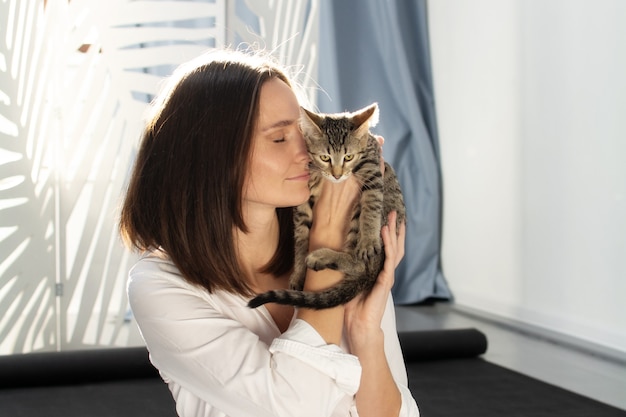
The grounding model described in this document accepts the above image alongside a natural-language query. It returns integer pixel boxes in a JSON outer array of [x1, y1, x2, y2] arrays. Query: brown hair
[[119, 50, 295, 296]]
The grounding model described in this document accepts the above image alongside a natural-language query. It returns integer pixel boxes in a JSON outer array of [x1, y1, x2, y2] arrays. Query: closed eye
[[273, 137, 286, 143]]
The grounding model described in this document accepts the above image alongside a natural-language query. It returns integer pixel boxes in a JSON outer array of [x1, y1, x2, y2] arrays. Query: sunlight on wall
[[0, 0, 318, 355], [1, 0, 228, 354]]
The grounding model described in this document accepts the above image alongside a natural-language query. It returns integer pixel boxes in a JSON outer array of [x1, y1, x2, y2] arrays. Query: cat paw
[[289, 270, 306, 291], [306, 249, 340, 271], [356, 239, 382, 262]]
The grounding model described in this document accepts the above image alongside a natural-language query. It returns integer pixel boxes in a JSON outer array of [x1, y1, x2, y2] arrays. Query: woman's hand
[[308, 176, 360, 251], [344, 210, 406, 352], [310, 134, 385, 252], [344, 210, 405, 417], [298, 174, 361, 344]]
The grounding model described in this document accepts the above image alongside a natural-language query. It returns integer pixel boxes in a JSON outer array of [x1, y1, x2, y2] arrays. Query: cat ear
[[300, 107, 323, 137], [351, 103, 379, 136]]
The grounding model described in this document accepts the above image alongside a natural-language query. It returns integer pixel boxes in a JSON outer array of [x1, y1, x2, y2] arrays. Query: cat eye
[[344, 154, 354, 161], [320, 155, 330, 162]]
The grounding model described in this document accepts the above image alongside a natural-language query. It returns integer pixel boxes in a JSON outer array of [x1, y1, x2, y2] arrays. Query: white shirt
[[128, 253, 419, 417]]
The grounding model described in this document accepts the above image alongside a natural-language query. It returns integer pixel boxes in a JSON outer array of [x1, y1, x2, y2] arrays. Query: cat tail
[[247, 290, 300, 309], [247, 285, 362, 310]]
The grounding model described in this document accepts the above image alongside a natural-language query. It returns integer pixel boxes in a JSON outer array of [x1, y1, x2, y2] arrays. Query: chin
[[292, 190, 311, 206]]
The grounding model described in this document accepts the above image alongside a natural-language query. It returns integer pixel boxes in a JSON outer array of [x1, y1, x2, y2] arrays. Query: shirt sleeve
[[127, 259, 361, 417], [270, 319, 362, 394], [380, 295, 421, 417]]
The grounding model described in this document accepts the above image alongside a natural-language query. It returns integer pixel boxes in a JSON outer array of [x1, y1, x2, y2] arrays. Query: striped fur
[[248, 103, 405, 310]]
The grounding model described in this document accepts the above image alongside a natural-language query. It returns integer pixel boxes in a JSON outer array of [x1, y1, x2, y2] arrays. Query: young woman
[[119, 49, 419, 417]]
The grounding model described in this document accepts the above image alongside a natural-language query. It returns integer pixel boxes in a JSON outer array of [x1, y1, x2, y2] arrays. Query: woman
[[119, 49, 419, 417]]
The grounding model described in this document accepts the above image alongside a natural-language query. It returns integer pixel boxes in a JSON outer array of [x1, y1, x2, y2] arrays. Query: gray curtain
[[317, 0, 451, 304]]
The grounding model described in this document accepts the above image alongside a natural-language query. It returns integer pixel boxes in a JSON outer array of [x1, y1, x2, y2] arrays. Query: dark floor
[[395, 302, 626, 411]]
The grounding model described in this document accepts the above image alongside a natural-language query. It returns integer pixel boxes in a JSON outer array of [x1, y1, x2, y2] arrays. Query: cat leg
[[382, 163, 406, 231], [290, 203, 312, 291], [306, 248, 366, 275], [290, 247, 307, 291], [355, 188, 384, 261]]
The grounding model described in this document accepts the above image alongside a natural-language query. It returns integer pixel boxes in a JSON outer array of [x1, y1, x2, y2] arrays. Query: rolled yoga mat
[[398, 328, 488, 362], [0, 329, 487, 389], [0, 346, 159, 388]]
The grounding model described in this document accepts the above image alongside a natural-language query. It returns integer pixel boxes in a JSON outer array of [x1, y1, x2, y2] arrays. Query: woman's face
[[243, 77, 311, 210]]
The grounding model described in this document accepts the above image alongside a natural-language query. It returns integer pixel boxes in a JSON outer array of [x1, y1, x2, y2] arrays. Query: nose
[[294, 131, 309, 162]]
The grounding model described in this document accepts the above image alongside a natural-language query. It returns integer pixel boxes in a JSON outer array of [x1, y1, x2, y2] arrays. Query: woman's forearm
[[296, 267, 345, 344], [295, 220, 347, 345], [352, 330, 402, 417]]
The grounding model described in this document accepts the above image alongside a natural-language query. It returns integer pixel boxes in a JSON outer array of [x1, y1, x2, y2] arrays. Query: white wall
[[429, 0, 626, 355]]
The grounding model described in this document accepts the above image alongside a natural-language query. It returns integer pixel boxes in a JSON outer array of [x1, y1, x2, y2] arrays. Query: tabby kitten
[[248, 103, 405, 310]]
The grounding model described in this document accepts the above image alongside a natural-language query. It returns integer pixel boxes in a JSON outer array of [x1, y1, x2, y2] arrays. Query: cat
[[248, 103, 405, 310]]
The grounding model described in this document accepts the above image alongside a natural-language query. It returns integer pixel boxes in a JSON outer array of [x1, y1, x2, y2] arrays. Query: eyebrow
[[260, 119, 297, 133]]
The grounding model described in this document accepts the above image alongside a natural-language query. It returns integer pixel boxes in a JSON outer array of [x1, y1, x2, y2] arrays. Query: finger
[[387, 211, 397, 237], [396, 221, 406, 267], [384, 210, 405, 268], [388, 211, 399, 254], [379, 224, 397, 290]]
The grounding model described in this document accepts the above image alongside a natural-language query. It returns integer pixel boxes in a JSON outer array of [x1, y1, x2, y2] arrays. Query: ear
[[351, 103, 379, 136], [299, 107, 324, 138]]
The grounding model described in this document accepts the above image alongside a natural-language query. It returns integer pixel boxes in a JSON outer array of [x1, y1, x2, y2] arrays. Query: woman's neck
[[235, 207, 281, 290]]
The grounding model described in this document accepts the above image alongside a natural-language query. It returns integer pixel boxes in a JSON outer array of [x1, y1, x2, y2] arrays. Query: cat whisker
[[248, 104, 405, 310]]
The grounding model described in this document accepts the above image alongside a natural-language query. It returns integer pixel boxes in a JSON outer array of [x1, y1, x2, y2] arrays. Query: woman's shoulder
[[130, 251, 178, 275], [127, 251, 248, 309], [127, 251, 206, 304], [129, 251, 186, 285]]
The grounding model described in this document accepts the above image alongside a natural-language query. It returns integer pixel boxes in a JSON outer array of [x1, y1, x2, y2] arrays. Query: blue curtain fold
[[317, 0, 452, 304]]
